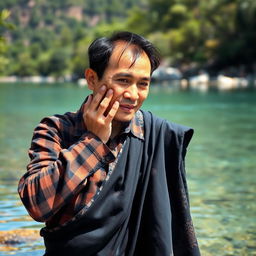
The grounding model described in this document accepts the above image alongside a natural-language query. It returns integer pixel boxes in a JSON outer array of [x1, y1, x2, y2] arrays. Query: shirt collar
[[121, 110, 144, 140]]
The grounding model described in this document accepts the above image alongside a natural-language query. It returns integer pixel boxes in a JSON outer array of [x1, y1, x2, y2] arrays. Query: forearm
[[18, 131, 114, 222]]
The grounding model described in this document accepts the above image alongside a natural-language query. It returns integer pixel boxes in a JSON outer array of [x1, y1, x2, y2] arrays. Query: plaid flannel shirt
[[18, 105, 144, 229]]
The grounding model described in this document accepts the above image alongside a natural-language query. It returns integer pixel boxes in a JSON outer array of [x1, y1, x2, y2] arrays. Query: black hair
[[88, 31, 161, 80]]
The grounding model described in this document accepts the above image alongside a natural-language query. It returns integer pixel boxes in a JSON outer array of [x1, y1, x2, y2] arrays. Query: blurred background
[[0, 0, 255, 255]]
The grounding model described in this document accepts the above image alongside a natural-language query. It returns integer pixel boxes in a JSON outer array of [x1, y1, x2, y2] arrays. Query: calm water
[[0, 83, 255, 255]]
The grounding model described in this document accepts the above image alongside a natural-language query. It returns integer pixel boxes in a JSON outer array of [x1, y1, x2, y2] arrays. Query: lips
[[119, 104, 136, 112], [120, 104, 135, 109]]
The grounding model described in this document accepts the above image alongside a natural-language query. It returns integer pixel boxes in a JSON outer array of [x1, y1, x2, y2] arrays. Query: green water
[[0, 83, 255, 255]]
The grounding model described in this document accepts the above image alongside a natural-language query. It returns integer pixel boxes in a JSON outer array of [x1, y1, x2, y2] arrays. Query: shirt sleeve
[[18, 117, 115, 222]]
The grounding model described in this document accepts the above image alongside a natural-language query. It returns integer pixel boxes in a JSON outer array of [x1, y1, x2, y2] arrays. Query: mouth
[[119, 104, 136, 112]]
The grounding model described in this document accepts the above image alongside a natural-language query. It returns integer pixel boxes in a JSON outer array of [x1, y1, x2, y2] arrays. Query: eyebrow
[[113, 72, 151, 81]]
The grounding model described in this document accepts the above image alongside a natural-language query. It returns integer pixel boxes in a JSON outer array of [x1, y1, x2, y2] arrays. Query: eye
[[116, 78, 129, 84], [139, 81, 149, 87]]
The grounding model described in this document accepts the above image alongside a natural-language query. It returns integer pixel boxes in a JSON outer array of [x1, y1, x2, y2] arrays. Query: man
[[18, 31, 200, 256]]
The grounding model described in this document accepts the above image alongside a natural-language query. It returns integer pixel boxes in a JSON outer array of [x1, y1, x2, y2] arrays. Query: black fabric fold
[[41, 110, 200, 256]]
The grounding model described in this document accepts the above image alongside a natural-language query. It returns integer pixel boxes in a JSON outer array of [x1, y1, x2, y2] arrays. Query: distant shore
[[0, 71, 256, 91]]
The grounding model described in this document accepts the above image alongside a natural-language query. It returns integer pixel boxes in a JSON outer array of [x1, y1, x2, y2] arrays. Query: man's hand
[[83, 85, 120, 144]]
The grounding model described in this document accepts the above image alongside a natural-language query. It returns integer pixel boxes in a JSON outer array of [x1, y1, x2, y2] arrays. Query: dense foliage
[[1, 0, 256, 78], [0, 9, 15, 74]]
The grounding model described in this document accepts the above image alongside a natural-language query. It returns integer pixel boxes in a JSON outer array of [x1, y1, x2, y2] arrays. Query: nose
[[123, 84, 139, 102]]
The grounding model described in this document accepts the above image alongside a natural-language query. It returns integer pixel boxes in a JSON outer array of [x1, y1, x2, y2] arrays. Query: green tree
[[0, 9, 15, 75], [13, 51, 37, 76], [127, 0, 256, 71], [48, 49, 71, 78]]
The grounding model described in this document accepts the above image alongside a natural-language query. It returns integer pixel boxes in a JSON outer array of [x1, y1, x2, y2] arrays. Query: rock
[[0, 229, 40, 245]]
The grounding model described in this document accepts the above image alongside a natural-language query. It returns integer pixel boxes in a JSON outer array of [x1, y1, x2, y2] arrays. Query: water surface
[[0, 83, 255, 255]]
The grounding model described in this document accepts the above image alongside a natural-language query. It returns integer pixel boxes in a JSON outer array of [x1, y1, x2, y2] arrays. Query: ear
[[85, 68, 99, 91]]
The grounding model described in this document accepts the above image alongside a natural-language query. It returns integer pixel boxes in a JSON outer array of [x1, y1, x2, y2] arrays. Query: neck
[[111, 120, 129, 139], [110, 120, 122, 139]]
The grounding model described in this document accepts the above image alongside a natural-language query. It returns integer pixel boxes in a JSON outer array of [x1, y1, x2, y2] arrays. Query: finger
[[83, 94, 92, 113], [89, 85, 107, 110], [105, 101, 119, 124], [97, 89, 114, 116]]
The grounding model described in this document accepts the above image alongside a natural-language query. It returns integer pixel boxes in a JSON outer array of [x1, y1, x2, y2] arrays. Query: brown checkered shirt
[[18, 104, 144, 229]]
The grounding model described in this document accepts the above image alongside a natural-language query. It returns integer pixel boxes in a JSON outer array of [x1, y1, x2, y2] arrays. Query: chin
[[113, 112, 135, 123]]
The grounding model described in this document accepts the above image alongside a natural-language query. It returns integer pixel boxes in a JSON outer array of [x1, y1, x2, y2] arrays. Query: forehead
[[107, 41, 151, 71]]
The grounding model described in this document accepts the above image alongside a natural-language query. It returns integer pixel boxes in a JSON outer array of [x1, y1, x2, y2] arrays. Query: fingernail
[[114, 101, 119, 107], [108, 89, 113, 94], [101, 85, 106, 90]]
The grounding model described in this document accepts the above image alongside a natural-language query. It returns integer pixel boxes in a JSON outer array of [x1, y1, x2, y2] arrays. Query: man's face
[[89, 41, 151, 123]]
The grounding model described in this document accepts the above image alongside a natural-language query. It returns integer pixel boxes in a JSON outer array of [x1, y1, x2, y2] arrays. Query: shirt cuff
[[79, 131, 116, 164]]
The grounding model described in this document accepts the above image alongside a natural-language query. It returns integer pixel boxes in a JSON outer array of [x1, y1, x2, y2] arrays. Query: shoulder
[[37, 111, 77, 131], [141, 110, 193, 133], [32, 111, 81, 145], [141, 110, 194, 148]]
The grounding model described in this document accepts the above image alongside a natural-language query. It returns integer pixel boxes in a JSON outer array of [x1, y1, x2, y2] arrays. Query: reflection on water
[[0, 83, 255, 255], [0, 183, 44, 255]]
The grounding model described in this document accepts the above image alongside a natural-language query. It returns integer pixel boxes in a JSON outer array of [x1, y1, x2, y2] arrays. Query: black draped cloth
[[41, 110, 200, 256]]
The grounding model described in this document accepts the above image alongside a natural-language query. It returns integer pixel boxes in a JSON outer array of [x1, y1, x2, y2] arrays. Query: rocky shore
[[0, 229, 40, 251]]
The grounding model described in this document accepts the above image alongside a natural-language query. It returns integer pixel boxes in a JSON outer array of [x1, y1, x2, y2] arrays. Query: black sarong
[[41, 110, 200, 256]]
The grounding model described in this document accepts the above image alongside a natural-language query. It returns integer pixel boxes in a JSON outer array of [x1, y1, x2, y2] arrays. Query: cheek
[[139, 89, 149, 102], [100, 79, 121, 101], [111, 87, 125, 101]]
